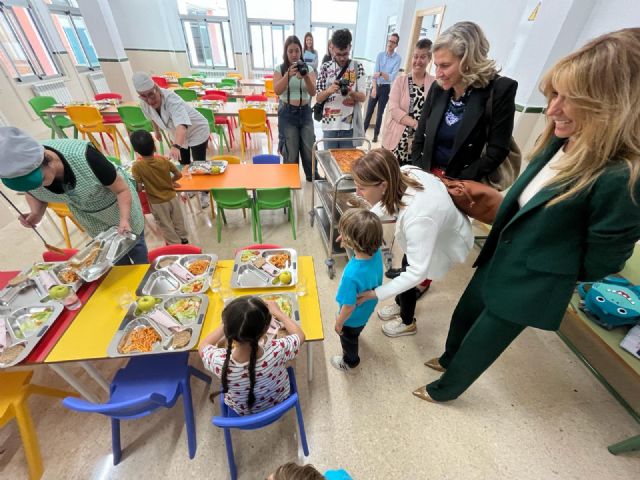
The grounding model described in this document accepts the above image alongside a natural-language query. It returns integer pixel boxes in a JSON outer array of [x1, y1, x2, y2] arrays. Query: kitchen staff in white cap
[[132, 71, 210, 165], [0, 127, 149, 264]]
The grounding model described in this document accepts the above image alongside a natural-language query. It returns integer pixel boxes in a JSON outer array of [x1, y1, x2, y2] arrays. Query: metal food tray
[[328, 148, 365, 174], [188, 160, 228, 175], [0, 302, 64, 368], [135, 254, 217, 297], [27, 262, 84, 293], [225, 292, 300, 323], [230, 248, 298, 289], [106, 294, 208, 358], [69, 226, 138, 282]]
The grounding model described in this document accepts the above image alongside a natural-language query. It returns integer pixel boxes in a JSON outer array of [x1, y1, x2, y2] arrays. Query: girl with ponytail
[[199, 296, 305, 415]]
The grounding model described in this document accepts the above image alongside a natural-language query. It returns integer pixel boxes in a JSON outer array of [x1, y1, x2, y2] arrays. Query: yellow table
[[46, 256, 324, 379]]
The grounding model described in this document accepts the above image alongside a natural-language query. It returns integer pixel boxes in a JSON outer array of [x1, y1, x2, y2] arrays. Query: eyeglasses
[[138, 88, 158, 100], [388, 39, 398, 45]]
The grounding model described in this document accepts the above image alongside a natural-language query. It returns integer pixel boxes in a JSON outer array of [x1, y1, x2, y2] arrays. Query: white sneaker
[[377, 304, 401, 321], [382, 319, 417, 337], [330, 355, 358, 375]]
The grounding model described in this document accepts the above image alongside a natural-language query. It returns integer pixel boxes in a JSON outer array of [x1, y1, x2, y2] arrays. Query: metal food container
[[69, 227, 139, 282], [0, 303, 64, 368], [188, 160, 228, 175], [106, 294, 208, 357], [230, 248, 298, 289], [135, 254, 217, 297]]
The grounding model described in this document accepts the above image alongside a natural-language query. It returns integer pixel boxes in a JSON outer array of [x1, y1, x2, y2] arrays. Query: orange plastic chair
[[264, 78, 276, 98], [183, 81, 203, 88], [211, 155, 241, 164], [164, 71, 181, 79], [238, 108, 272, 156], [65, 105, 129, 158], [226, 72, 243, 79], [47, 202, 84, 248], [0, 370, 77, 479]]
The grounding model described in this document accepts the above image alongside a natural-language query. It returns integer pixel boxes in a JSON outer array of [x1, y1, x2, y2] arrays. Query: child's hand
[[334, 322, 343, 335], [265, 300, 284, 318], [173, 181, 181, 188]]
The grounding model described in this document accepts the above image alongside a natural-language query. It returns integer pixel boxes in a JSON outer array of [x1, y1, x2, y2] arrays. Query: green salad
[[16, 310, 53, 339], [165, 297, 201, 324]]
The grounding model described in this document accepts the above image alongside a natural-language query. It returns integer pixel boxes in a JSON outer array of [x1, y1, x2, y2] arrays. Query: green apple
[[137, 295, 158, 312], [278, 271, 292, 285], [49, 285, 70, 300], [211, 166, 221, 174]]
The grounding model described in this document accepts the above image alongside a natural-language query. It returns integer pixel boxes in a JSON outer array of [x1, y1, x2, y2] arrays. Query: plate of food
[[230, 248, 297, 289], [329, 149, 365, 173], [136, 254, 217, 297], [188, 160, 228, 175]]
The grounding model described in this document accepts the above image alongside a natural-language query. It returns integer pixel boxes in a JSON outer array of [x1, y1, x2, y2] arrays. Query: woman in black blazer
[[411, 21, 517, 181]]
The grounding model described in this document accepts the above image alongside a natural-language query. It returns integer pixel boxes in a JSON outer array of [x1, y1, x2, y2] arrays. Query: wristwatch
[[172, 143, 181, 149]]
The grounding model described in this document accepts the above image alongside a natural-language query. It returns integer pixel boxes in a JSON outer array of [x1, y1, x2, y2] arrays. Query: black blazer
[[410, 75, 517, 180]]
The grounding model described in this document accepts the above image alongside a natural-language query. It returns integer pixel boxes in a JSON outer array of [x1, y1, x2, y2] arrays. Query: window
[[310, 0, 358, 57], [245, 0, 293, 72], [178, 0, 234, 69], [45, 0, 99, 70], [0, 0, 60, 81]]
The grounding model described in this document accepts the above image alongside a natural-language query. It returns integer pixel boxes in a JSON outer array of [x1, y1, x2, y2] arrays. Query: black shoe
[[181, 238, 189, 245], [373, 136, 378, 143], [385, 267, 404, 279]]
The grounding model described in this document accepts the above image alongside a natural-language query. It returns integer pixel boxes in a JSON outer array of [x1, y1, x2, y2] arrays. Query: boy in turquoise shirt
[[332, 208, 384, 374]]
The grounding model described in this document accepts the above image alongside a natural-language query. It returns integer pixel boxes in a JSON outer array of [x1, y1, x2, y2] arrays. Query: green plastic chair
[[220, 78, 237, 87], [254, 188, 296, 243], [191, 71, 206, 78], [174, 89, 198, 102], [211, 188, 256, 243], [195, 107, 228, 155], [117, 105, 165, 158], [106, 155, 122, 166], [28, 96, 78, 139], [178, 76, 195, 86]]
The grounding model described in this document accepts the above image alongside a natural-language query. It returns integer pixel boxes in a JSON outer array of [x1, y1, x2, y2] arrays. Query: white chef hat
[[132, 72, 155, 92], [0, 127, 46, 192]]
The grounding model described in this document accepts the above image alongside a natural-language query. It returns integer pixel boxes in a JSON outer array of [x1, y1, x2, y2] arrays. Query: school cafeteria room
[[0, 0, 639, 479]]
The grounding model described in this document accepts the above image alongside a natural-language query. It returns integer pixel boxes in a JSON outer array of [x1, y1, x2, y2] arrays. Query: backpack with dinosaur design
[[577, 276, 640, 329]]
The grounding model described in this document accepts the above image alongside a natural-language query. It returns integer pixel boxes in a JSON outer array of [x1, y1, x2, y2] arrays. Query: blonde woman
[[352, 149, 473, 338], [416, 28, 640, 403], [382, 38, 435, 165], [411, 21, 517, 180]]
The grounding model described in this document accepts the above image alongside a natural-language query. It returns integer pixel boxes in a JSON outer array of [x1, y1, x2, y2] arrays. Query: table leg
[[306, 342, 313, 382], [79, 361, 110, 393], [48, 364, 100, 403], [46, 112, 65, 138]]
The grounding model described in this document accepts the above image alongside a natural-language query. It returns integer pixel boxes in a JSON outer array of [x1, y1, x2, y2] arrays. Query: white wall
[[575, 0, 640, 47], [354, 0, 405, 62]]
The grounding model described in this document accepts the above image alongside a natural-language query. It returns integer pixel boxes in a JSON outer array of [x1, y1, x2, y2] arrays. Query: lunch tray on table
[[136, 254, 218, 296], [107, 294, 208, 357], [230, 248, 298, 289], [188, 160, 228, 175]]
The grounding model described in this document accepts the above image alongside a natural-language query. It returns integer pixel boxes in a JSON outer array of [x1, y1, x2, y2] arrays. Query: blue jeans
[[115, 230, 149, 265], [323, 129, 354, 149], [278, 103, 315, 180], [364, 83, 390, 138]]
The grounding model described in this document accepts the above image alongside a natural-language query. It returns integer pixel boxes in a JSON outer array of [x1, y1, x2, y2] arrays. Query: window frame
[[47, 2, 100, 72], [0, 0, 62, 82], [247, 20, 294, 73], [179, 10, 235, 70]]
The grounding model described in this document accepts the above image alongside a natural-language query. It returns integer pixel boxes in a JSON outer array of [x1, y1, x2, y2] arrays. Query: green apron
[[29, 139, 144, 238]]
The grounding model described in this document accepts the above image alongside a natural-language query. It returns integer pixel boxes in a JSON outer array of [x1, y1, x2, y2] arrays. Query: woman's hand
[[117, 218, 132, 235], [19, 212, 43, 228], [356, 290, 377, 305], [170, 146, 181, 161], [288, 63, 301, 79]]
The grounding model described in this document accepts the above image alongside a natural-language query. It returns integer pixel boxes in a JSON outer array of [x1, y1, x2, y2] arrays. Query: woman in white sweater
[[352, 149, 473, 337]]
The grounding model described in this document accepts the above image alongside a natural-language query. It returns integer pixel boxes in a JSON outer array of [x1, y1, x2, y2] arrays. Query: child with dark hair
[[268, 462, 353, 480], [130, 129, 188, 244], [332, 208, 384, 374], [198, 296, 305, 415]]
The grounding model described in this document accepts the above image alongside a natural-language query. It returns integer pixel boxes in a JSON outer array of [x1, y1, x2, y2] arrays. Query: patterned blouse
[[393, 75, 426, 165]]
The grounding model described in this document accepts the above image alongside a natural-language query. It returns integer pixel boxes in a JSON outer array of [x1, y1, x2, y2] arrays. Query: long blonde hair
[[532, 28, 640, 205], [351, 148, 423, 216], [433, 21, 498, 89]]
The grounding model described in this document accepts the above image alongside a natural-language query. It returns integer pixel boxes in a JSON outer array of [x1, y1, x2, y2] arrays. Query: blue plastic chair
[[212, 367, 309, 480], [252, 154, 281, 164], [62, 352, 210, 465]]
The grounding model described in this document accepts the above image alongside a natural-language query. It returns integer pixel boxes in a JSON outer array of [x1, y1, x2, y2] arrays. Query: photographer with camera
[[316, 29, 366, 148], [274, 35, 317, 181]]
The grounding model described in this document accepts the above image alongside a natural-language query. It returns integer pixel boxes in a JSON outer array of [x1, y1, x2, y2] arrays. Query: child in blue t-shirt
[[332, 208, 384, 374]]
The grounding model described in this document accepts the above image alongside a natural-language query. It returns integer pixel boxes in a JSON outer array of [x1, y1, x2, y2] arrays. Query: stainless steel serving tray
[[230, 248, 298, 289], [135, 254, 217, 297], [28, 262, 84, 293], [0, 302, 64, 368], [69, 226, 138, 282], [106, 294, 208, 358], [188, 160, 228, 175]]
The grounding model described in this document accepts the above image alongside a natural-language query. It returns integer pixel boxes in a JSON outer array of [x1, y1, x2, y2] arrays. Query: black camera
[[338, 78, 350, 96], [295, 60, 308, 76]]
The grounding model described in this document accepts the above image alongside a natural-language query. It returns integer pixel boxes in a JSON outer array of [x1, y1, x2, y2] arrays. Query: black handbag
[[313, 62, 350, 122]]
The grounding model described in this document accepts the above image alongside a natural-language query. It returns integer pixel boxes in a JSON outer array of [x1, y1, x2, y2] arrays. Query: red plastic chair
[[201, 95, 235, 148], [263, 74, 274, 79], [245, 95, 268, 102], [95, 93, 123, 124], [42, 249, 78, 262], [204, 90, 228, 99], [147, 245, 202, 263], [233, 243, 282, 255], [152, 76, 169, 88], [202, 94, 227, 102]]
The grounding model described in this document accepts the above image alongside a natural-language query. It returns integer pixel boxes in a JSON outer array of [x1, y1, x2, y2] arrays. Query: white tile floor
[[0, 124, 638, 479]]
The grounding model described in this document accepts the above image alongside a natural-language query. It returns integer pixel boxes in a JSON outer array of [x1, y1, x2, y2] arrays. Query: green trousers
[[426, 266, 526, 402]]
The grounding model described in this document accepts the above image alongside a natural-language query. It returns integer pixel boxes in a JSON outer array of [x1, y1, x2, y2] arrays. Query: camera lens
[[296, 60, 308, 76]]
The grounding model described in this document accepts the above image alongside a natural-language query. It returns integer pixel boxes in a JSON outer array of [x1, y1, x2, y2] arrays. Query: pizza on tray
[[329, 149, 364, 173]]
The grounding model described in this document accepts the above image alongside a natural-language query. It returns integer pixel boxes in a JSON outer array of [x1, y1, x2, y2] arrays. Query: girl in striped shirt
[[199, 296, 305, 415]]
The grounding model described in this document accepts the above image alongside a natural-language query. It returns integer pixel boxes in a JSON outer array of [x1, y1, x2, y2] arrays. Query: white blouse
[[518, 148, 566, 207]]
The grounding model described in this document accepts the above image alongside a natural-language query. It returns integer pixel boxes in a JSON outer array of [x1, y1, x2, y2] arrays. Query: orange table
[[175, 163, 301, 191]]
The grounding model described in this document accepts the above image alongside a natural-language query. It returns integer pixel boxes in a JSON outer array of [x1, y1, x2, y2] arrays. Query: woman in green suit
[[413, 28, 640, 403]]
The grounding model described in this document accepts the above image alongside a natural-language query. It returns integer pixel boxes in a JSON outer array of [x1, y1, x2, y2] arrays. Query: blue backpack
[[577, 276, 640, 329]]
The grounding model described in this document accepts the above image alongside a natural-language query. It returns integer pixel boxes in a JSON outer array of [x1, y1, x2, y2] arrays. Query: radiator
[[198, 69, 227, 79], [31, 79, 73, 103], [87, 71, 109, 94]]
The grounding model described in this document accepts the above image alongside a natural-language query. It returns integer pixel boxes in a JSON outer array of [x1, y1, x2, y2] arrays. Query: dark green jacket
[[476, 136, 640, 330]]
